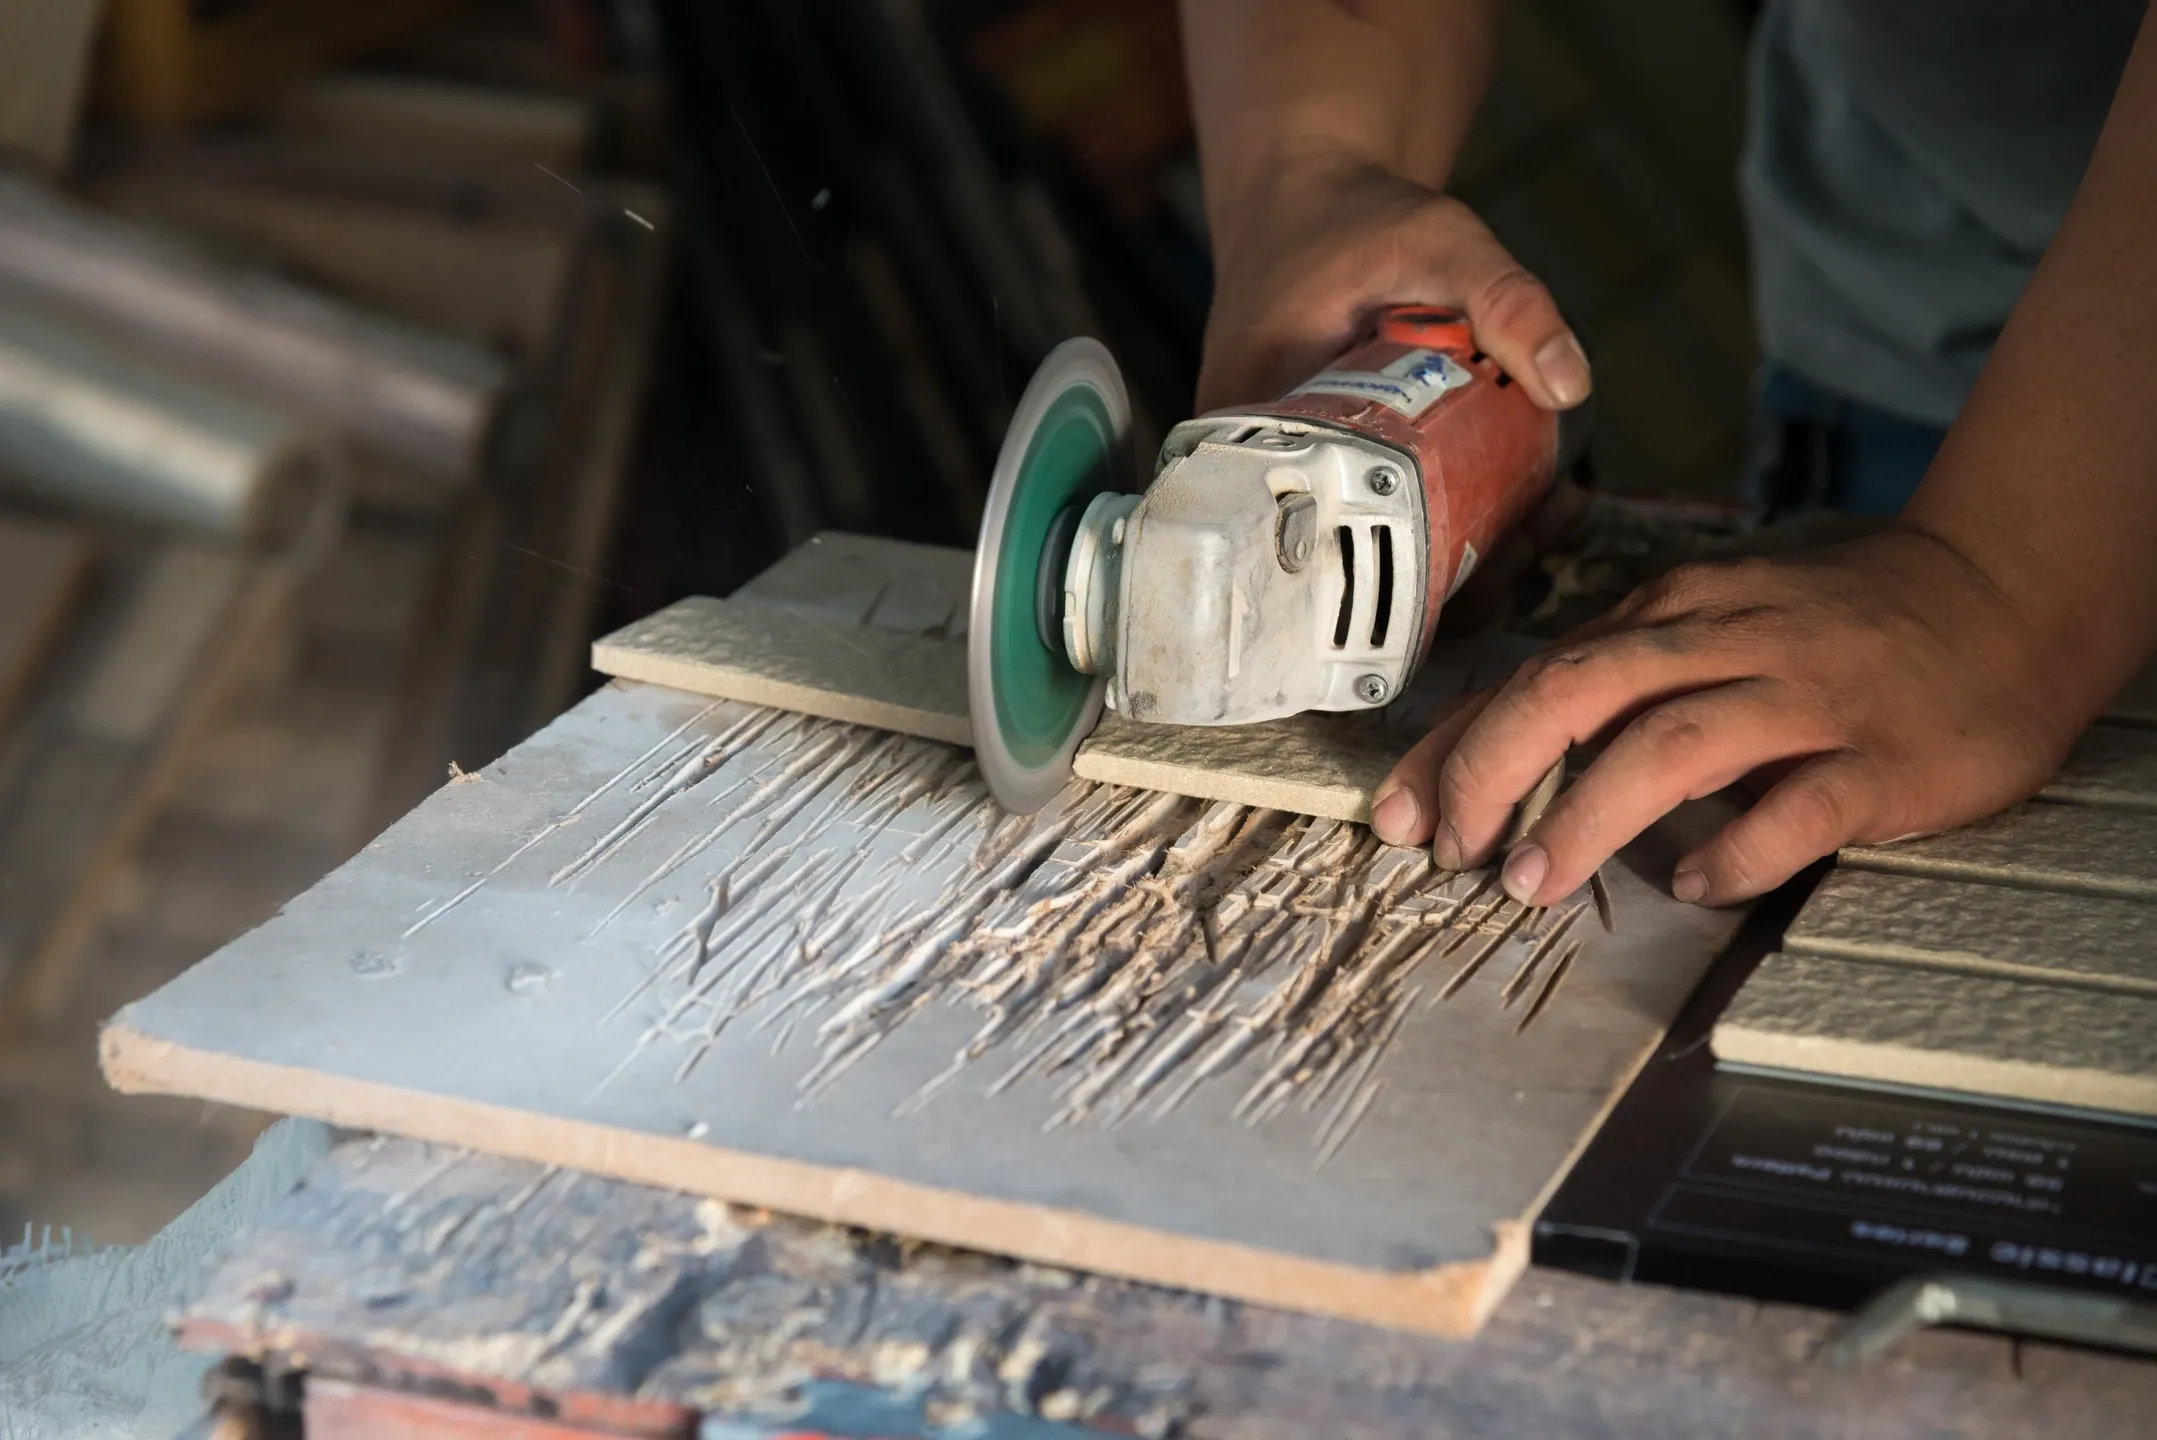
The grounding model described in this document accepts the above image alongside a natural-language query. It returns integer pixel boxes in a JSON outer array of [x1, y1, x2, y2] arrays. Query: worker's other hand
[[1367, 529, 2079, 906], [1196, 157, 1589, 413]]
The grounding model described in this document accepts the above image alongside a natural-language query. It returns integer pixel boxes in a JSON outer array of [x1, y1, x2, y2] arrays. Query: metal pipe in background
[[0, 172, 509, 484], [0, 295, 343, 546]]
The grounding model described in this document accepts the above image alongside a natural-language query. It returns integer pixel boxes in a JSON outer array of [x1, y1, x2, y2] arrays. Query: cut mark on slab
[[1516, 941, 1583, 1034], [402, 700, 732, 939], [578, 710, 1592, 1153]]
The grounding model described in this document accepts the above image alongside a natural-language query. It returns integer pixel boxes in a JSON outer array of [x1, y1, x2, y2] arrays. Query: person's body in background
[[1746, 3, 2144, 516], [1179, 0, 2157, 910]]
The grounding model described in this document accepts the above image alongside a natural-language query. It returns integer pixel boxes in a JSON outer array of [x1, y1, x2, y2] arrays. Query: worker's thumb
[[1447, 230, 1591, 412]]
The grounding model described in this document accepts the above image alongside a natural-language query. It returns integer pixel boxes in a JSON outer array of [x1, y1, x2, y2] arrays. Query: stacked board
[[1714, 701, 2157, 1118], [103, 533, 1750, 1337]]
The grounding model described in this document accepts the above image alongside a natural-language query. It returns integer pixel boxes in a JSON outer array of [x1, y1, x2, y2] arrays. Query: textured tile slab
[[103, 680, 1749, 1338], [1075, 713, 1406, 824], [1786, 869, 2157, 995], [1713, 951, 2157, 1118], [592, 595, 1470, 825], [2039, 723, 2157, 810], [591, 595, 973, 747], [592, 537, 1554, 827], [726, 530, 974, 637], [1840, 802, 2157, 900]]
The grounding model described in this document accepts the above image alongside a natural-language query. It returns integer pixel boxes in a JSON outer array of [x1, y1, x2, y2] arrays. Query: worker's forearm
[[1902, 7, 2157, 723], [1178, 0, 1500, 253]]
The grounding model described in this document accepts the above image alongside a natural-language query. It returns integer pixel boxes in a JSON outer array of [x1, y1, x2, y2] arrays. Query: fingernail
[[1501, 843, 1548, 904], [1672, 867, 1707, 904], [1433, 818, 1466, 871], [1534, 333, 1592, 408], [1370, 782, 1419, 844]]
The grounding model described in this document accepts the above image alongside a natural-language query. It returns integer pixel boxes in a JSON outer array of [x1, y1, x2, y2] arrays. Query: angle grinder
[[968, 305, 1592, 812]]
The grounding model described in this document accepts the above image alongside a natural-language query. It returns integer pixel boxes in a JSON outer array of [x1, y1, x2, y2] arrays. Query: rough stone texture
[[592, 594, 974, 747], [1713, 951, 2157, 1117], [173, 1137, 2157, 1440], [0, 1118, 330, 1440], [1840, 801, 2157, 899], [101, 679, 1746, 1338], [1785, 868, 2157, 994], [2040, 723, 2157, 810], [725, 530, 975, 637], [1075, 712, 1406, 824]]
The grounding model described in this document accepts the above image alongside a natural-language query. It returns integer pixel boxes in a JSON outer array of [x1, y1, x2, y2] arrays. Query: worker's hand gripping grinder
[[969, 305, 1592, 811]]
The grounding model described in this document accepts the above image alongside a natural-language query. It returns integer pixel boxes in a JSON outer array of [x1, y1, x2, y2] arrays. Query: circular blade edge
[[968, 338, 1132, 813]]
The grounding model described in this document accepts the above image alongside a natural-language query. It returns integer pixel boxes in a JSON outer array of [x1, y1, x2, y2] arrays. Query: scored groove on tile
[[592, 595, 973, 747], [1713, 951, 2157, 1118]]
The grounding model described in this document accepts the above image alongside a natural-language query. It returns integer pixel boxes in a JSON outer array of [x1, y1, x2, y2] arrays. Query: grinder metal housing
[[970, 309, 1587, 813]]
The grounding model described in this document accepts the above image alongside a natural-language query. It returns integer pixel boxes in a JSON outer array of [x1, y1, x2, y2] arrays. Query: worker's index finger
[[1371, 686, 1495, 848], [1433, 627, 1759, 868], [1518, 678, 1838, 905]]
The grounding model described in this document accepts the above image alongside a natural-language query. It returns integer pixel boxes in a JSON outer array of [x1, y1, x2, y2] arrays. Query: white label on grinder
[[1291, 348, 1470, 417]]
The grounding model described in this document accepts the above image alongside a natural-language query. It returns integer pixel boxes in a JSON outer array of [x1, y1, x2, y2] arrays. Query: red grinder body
[[1236, 306, 1585, 656]]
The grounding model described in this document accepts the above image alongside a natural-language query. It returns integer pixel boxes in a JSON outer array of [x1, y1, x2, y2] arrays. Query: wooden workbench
[[177, 1133, 2157, 1439]]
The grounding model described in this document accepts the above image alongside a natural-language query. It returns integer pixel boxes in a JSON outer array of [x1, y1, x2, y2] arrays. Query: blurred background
[[0, 0, 1756, 1249]]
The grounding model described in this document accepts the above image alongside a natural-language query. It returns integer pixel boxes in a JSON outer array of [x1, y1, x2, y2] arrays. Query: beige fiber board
[[727, 530, 976, 635], [1840, 801, 2157, 899], [1080, 712, 1401, 824], [1785, 868, 2157, 994], [1714, 951, 2157, 1119], [104, 675, 1747, 1338], [593, 594, 1424, 824], [592, 595, 973, 748]]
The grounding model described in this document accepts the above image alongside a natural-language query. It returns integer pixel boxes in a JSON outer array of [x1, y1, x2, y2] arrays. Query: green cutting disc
[[969, 338, 1130, 813]]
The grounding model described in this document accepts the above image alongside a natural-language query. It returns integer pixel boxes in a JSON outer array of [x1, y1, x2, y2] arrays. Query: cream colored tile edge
[[593, 596, 1407, 821], [1713, 1022, 2157, 1119], [101, 1021, 1523, 1338], [1713, 953, 2157, 1118], [592, 594, 972, 747], [1076, 714, 1398, 824]]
